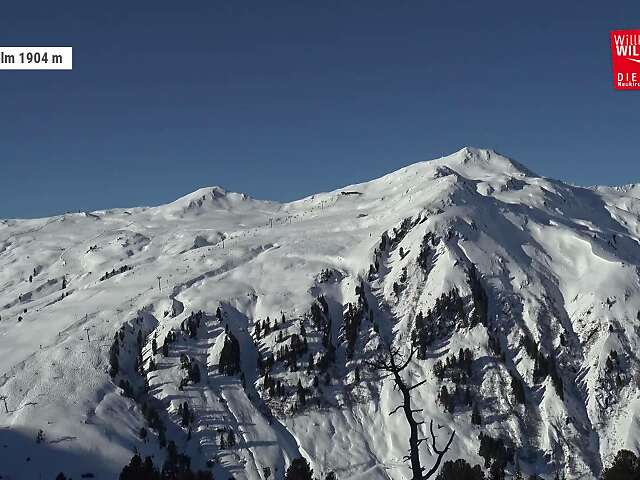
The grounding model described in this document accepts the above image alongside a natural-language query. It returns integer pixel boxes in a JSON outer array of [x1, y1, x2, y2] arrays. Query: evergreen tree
[[602, 449, 640, 480], [285, 457, 313, 480], [533, 352, 549, 381], [181, 402, 191, 426], [510, 372, 526, 404], [471, 404, 482, 425], [189, 362, 201, 383], [488, 461, 505, 480], [119, 452, 212, 480], [119, 453, 159, 480], [227, 429, 236, 447], [296, 379, 306, 407], [218, 331, 241, 375], [439, 385, 452, 412], [477, 433, 512, 471], [468, 264, 487, 326], [435, 459, 485, 479], [109, 340, 120, 378]]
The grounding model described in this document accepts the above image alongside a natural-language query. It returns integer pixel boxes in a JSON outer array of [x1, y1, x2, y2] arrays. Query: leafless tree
[[367, 342, 455, 480]]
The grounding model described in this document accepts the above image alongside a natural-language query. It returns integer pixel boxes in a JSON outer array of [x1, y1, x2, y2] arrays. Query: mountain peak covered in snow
[[162, 186, 259, 216], [434, 146, 535, 177]]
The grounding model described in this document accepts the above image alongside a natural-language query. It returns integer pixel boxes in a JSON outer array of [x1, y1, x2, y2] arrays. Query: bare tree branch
[[421, 420, 456, 479], [408, 379, 428, 391], [389, 404, 404, 416], [367, 340, 456, 480]]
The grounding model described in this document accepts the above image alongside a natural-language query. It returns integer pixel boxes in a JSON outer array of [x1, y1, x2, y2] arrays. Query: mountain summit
[[1, 149, 639, 479]]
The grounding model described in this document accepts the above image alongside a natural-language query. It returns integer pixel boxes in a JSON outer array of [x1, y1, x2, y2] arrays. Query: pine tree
[[602, 449, 640, 480], [296, 379, 306, 407], [435, 459, 485, 479], [227, 429, 236, 447], [440, 385, 452, 412], [158, 428, 166, 448], [255, 321, 262, 339], [119, 454, 161, 480], [218, 331, 241, 375], [471, 404, 482, 425], [189, 362, 201, 383], [109, 340, 119, 378], [510, 372, 526, 404], [285, 457, 313, 480], [488, 461, 505, 480]]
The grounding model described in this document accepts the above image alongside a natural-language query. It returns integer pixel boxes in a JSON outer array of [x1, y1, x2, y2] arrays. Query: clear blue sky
[[1, 1, 639, 218]]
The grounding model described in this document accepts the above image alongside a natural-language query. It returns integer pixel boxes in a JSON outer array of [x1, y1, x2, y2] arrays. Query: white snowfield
[[1, 147, 639, 479]]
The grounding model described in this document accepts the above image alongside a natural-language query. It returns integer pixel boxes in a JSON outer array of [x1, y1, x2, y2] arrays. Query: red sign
[[611, 30, 640, 90]]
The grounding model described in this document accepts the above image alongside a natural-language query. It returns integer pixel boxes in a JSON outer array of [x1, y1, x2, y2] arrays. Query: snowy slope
[[1, 147, 640, 479]]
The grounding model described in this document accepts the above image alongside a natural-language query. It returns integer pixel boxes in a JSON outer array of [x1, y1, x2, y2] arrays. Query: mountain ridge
[[1, 147, 546, 222], [1, 148, 639, 480]]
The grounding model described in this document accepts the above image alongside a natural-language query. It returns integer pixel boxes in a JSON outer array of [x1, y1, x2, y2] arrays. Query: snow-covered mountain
[[1, 147, 639, 479]]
